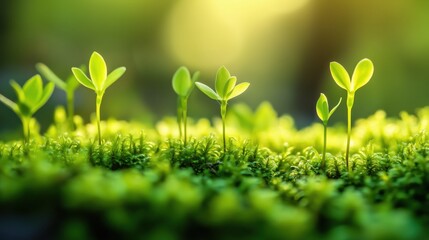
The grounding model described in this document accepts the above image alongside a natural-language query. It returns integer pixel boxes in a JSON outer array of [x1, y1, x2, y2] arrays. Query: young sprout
[[330, 58, 374, 170], [0, 75, 54, 143], [316, 93, 342, 171], [36, 63, 81, 130], [71, 52, 126, 145], [172, 66, 200, 145], [195, 66, 250, 152]]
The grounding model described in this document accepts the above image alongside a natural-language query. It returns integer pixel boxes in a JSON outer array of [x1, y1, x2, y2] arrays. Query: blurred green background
[[1, 0, 428, 135]]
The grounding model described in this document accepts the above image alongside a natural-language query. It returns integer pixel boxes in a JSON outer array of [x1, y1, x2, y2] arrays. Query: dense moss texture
[[1, 103, 428, 239]]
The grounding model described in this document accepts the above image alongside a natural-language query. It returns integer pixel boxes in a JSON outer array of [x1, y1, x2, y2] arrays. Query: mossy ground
[[1, 103, 429, 239]]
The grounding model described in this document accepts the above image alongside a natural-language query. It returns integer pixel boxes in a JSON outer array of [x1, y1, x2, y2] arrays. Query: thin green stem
[[182, 98, 188, 145], [67, 91, 74, 130], [322, 123, 327, 171], [177, 96, 182, 140], [346, 106, 352, 171], [21, 116, 30, 144], [96, 94, 103, 145], [220, 101, 227, 152]]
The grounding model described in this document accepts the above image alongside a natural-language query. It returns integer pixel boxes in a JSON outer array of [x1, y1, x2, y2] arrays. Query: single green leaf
[[23, 75, 43, 104], [72, 67, 95, 90], [10, 80, 25, 102], [89, 52, 107, 90], [105, 66, 126, 89], [191, 71, 200, 83], [227, 82, 250, 100], [330, 62, 351, 91], [172, 66, 192, 97], [215, 66, 231, 95], [0, 94, 18, 113], [329, 97, 342, 118], [31, 82, 54, 114], [316, 93, 329, 122], [195, 82, 220, 100], [223, 77, 237, 99], [35, 63, 67, 90], [351, 58, 374, 91]]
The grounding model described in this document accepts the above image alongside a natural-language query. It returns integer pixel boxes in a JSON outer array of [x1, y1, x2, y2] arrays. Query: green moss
[[1, 103, 429, 239]]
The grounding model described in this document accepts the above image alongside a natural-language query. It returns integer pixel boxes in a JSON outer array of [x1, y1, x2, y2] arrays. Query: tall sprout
[[72, 52, 126, 145], [316, 93, 341, 171], [172, 66, 199, 145], [195, 66, 250, 152], [330, 58, 374, 170]]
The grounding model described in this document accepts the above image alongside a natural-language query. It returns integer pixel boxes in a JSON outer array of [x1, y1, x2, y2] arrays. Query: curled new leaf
[[316, 93, 342, 124], [316, 93, 329, 123]]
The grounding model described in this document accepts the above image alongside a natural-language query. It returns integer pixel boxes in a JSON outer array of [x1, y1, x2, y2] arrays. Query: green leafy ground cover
[[1, 103, 429, 239]]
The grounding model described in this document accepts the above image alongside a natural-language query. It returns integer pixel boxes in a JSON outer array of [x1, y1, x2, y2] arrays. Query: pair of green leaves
[[330, 58, 374, 170], [0, 75, 54, 117], [330, 58, 374, 95], [316, 93, 342, 125], [172, 66, 200, 98], [195, 66, 250, 102], [72, 52, 126, 94]]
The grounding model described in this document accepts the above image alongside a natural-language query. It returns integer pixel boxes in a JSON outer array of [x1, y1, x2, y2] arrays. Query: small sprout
[[316, 93, 341, 171], [195, 66, 250, 152], [330, 58, 374, 170], [71, 51, 126, 145], [0, 75, 54, 143], [36, 63, 81, 130], [172, 66, 200, 145]]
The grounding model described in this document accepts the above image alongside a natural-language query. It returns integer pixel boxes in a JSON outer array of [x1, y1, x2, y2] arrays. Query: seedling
[[36, 63, 81, 130], [330, 58, 374, 170], [316, 93, 341, 171], [0, 75, 54, 143], [195, 66, 250, 152], [172, 66, 200, 145], [71, 51, 126, 145]]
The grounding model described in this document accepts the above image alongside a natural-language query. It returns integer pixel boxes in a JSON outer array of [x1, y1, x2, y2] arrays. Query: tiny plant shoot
[[316, 93, 341, 171], [0, 75, 54, 143], [71, 52, 126, 145], [330, 58, 374, 170], [195, 66, 250, 152], [36, 63, 81, 130], [172, 66, 200, 145]]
